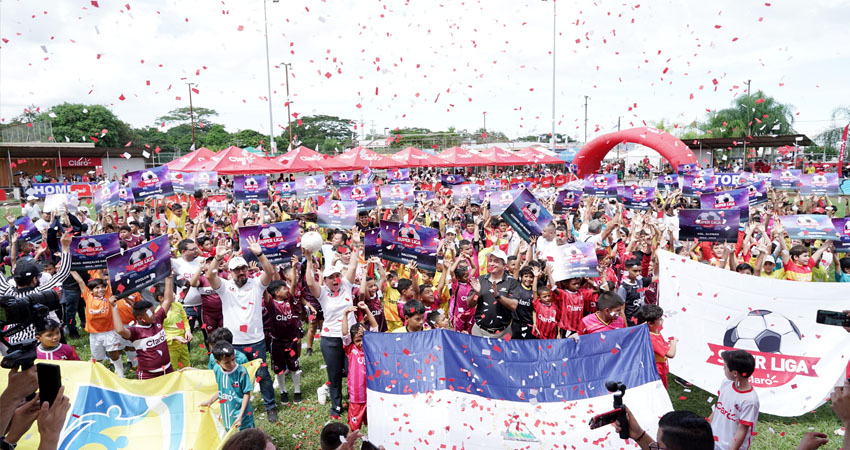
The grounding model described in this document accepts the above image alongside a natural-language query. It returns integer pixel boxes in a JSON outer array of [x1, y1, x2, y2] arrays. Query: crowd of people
[[1, 161, 849, 450]]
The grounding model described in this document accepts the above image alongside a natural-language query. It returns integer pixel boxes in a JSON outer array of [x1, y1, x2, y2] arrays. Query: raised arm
[[108, 295, 131, 339], [246, 236, 275, 286], [345, 232, 360, 284], [69, 270, 87, 293], [208, 239, 230, 290], [160, 275, 175, 313], [304, 252, 322, 299]]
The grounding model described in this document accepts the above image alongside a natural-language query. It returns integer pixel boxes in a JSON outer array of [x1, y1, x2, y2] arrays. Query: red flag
[[838, 124, 849, 178]]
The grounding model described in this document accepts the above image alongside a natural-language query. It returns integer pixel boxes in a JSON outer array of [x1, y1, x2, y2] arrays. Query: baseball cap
[[13, 260, 42, 285], [26, 195, 38, 201], [489, 249, 508, 264], [323, 262, 344, 278], [764, 255, 776, 265], [228, 256, 248, 270], [445, 227, 457, 235]]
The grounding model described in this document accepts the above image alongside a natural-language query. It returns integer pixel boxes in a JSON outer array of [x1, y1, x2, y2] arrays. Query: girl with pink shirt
[[341, 301, 378, 431]]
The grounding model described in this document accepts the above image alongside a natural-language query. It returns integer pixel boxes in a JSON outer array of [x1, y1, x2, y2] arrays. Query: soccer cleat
[[280, 392, 290, 404], [293, 392, 302, 403]]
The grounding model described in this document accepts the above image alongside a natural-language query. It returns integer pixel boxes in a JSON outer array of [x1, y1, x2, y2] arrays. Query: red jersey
[[554, 288, 592, 332], [533, 299, 559, 339]]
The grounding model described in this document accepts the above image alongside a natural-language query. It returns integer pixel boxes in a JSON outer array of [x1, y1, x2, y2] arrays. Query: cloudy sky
[[1, 0, 848, 146]]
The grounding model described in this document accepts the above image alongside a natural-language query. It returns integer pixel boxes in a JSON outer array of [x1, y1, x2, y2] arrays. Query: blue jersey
[[212, 363, 254, 430]]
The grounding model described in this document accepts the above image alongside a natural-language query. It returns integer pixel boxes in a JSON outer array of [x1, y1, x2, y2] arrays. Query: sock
[[276, 373, 287, 394], [111, 357, 125, 378], [292, 370, 302, 394], [126, 351, 138, 368]]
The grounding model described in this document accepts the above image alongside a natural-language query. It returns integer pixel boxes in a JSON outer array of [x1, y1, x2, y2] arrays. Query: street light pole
[[262, 0, 277, 153], [186, 82, 196, 149], [482, 111, 487, 144], [281, 62, 293, 149], [583, 95, 589, 144], [550, 0, 557, 152]]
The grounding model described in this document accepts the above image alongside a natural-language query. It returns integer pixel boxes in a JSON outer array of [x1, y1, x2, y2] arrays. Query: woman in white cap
[[305, 232, 360, 420]]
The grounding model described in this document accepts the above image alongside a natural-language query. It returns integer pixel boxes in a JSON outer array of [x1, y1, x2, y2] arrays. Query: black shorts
[[306, 296, 324, 322], [511, 321, 536, 340], [269, 337, 301, 374]]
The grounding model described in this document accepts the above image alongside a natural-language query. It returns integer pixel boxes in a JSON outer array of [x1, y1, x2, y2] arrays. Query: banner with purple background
[[656, 173, 679, 194], [778, 215, 841, 241], [552, 243, 599, 282], [93, 181, 120, 212], [364, 228, 382, 259], [274, 181, 296, 199], [801, 173, 839, 197], [583, 174, 618, 198], [332, 171, 356, 187], [451, 184, 480, 204], [386, 168, 410, 184], [238, 221, 302, 265], [440, 174, 466, 186], [833, 218, 850, 253], [744, 180, 768, 206], [501, 188, 554, 242], [553, 189, 582, 215], [340, 184, 377, 211], [127, 165, 174, 202], [700, 187, 749, 225], [379, 220, 439, 272], [677, 163, 698, 175], [118, 185, 134, 204], [71, 233, 120, 270], [414, 190, 435, 203], [380, 183, 415, 207], [295, 174, 328, 199], [193, 171, 218, 191], [678, 209, 740, 242], [486, 189, 522, 216], [106, 234, 171, 299], [681, 172, 715, 197], [317, 198, 358, 230], [620, 185, 656, 211], [771, 169, 803, 190], [170, 171, 196, 194], [234, 175, 269, 203], [1, 217, 40, 242]]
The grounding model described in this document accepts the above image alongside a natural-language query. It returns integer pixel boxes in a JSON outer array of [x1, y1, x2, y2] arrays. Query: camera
[[0, 290, 62, 370], [588, 381, 629, 439]]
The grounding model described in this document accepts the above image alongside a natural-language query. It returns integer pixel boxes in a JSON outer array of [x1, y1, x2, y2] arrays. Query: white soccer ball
[[723, 310, 802, 354], [301, 231, 324, 253]]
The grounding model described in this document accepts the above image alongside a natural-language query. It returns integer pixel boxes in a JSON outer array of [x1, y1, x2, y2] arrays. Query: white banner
[[658, 250, 850, 416]]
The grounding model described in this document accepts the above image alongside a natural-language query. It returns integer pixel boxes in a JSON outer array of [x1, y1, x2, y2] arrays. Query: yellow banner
[[0, 359, 259, 450]]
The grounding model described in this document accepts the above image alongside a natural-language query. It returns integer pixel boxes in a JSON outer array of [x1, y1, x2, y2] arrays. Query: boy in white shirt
[[709, 349, 759, 450]]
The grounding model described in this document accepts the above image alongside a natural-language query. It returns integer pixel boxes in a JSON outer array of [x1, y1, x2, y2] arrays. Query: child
[[392, 299, 426, 333], [71, 272, 125, 377], [35, 319, 80, 361], [417, 283, 444, 314], [265, 278, 312, 404], [153, 282, 193, 370], [358, 258, 388, 332], [635, 304, 678, 390], [779, 241, 829, 282], [532, 285, 559, 340], [617, 259, 654, 326], [446, 259, 476, 333], [207, 327, 250, 369], [381, 270, 402, 331], [200, 341, 254, 431], [510, 266, 536, 339], [110, 277, 175, 380], [341, 301, 379, 431], [426, 310, 451, 330], [579, 291, 626, 335], [708, 350, 759, 450], [393, 278, 418, 328], [554, 276, 592, 338]]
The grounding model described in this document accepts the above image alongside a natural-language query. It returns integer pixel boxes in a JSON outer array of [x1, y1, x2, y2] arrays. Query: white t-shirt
[[34, 218, 50, 233], [711, 380, 759, 450], [22, 204, 41, 221], [172, 257, 202, 306], [536, 236, 559, 262], [317, 277, 356, 338], [214, 276, 269, 345]]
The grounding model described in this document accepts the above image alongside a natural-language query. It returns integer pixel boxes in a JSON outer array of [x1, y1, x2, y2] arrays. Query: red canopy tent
[[476, 146, 529, 166], [165, 147, 216, 171], [514, 147, 565, 165], [437, 147, 492, 167], [274, 146, 327, 172], [388, 147, 452, 168], [184, 146, 286, 174], [327, 146, 396, 170]]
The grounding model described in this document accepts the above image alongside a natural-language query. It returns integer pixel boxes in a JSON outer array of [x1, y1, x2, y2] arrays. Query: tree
[[275, 115, 355, 153], [701, 92, 795, 138], [156, 106, 219, 127], [201, 124, 233, 150], [37, 103, 133, 147], [232, 129, 267, 148], [815, 106, 850, 156], [131, 126, 171, 151]]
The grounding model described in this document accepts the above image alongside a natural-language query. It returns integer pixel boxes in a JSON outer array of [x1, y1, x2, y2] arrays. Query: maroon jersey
[[196, 274, 223, 317], [355, 291, 387, 332], [37, 343, 80, 361], [127, 308, 171, 373], [262, 296, 303, 342]]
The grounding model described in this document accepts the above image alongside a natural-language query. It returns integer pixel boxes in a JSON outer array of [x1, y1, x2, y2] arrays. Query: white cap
[[323, 262, 344, 278], [26, 195, 37, 201], [764, 255, 776, 265], [445, 227, 457, 235], [228, 256, 248, 270], [489, 249, 508, 264]]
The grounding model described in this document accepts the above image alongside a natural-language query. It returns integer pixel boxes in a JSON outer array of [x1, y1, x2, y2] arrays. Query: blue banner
[[619, 185, 656, 211], [317, 198, 358, 230], [380, 183, 415, 207], [127, 165, 174, 202], [70, 233, 120, 270], [771, 169, 803, 190], [331, 171, 356, 187], [700, 187, 749, 225], [583, 174, 618, 198], [386, 168, 410, 184], [106, 234, 172, 299], [93, 181, 120, 212], [778, 215, 841, 241], [233, 175, 269, 203], [238, 221, 302, 265], [553, 189, 582, 215], [295, 174, 328, 199], [501, 188, 554, 242], [833, 218, 850, 253], [169, 171, 196, 194], [340, 184, 377, 212], [379, 220, 439, 272], [678, 209, 740, 242]]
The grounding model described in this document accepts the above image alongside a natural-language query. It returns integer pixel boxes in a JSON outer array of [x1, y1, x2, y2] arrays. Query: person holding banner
[[208, 236, 279, 424], [468, 249, 520, 339]]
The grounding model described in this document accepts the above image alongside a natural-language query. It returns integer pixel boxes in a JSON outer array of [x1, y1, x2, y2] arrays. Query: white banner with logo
[[658, 250, 850, 417]]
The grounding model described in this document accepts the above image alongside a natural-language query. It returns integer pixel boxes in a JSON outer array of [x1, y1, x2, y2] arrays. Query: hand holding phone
[[816, 310, 850, 328], [36, 363, 62, 407]]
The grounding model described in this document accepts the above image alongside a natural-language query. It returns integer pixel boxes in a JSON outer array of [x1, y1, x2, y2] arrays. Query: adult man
[[614, 407, 718, 450], [172, 239, 205, 331], [535, 222, 559, 262], [22, 195, 41, 221], [468, 249, 519, 338], [207, 237, 278, 423]]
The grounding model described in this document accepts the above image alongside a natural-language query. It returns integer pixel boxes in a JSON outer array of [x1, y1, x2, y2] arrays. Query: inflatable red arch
[[573, 127, 698, 177]]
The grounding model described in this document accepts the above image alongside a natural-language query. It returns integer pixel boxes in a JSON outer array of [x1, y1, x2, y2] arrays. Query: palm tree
[[815, 106, 850, 151], [702, 92, 795, 138]]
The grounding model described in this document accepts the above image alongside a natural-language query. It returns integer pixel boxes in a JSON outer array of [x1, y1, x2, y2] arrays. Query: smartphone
[[816, 310, 850, 327], [589, 407, 623, 430], [361, 441, 380, 450], [36, 362, 62, 407]]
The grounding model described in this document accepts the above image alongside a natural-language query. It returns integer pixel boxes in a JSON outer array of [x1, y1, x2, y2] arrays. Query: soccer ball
[[723, 310, 802, 354], [330, 202, 346, 215], [141, 171, 158, 182], [633, 188, 647, 200], [663, 175, 674, 184], [244, 177, 259, 190], [715, 193, 735, 205], [77, 238, 102, 251], [796, 216, 819, 228], [398, 226, 420, 241], [811, 174, 827, 186], [844, 221, 850, 234], [594, 175, 608, 187], [747, 184, 758, 197], [563, 245, 583, 262], [695, 211, 722, 226], [197, 172, 210, 185], [338, 172, 349, 181], [499, 192, 514, 203], [780, 170, 794, 180], [128, 247, 154, 265], [259, 227, 282, 240], [304, 177, 318, 188], [301, 231, 323, 253], [692, 176, 706, 189]]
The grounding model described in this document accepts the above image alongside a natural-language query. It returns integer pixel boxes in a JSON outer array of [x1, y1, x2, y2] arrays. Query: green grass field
[[65, 328, 844, 450]]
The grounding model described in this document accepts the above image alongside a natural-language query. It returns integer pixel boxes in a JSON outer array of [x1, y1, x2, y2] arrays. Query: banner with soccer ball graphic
[[238, 221, 301, 265], [106, 235, 172, 299], [658, 250, 850, 416]]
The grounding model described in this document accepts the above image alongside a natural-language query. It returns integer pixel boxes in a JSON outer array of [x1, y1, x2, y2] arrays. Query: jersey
[[784, 258, 815, 282], [263, 296, 303, 342], [356, 292, 387, 333], [343, 339, 368, 404], [579, 312, 626, 335], [127, 308, 171, 373], [554, 288, 587, 333], [158, 302, 190, 341], [83, 287, 113, 334], [212, 363, 254, 430], [533, 299, 559, 339], [207, 351, 249, 370], [37, 343, 80, 361], [712, 380, 759, 450], [512, 284, 534, 325]]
